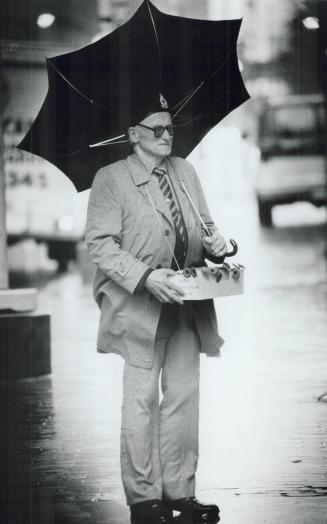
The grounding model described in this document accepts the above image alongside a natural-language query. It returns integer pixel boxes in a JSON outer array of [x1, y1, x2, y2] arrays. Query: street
[[1, 194, 327, 524]]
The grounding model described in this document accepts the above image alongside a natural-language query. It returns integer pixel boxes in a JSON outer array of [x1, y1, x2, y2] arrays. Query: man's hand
[[202, 231, 227, 258], [144, 268, 185, 304]]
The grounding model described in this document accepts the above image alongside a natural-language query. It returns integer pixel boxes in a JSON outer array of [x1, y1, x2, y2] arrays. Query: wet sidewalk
[[1, 211, 327, 523]]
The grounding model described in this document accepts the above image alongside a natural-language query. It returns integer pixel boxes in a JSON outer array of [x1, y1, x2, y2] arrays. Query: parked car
[[255, 94, 326, 226]]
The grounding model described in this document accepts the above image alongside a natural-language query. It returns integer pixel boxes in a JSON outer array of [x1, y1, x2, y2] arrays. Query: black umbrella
[[18, 0, 249, 192]]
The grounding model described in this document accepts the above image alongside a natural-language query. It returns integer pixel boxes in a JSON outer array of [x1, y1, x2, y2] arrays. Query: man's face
[[134, 112, 173, 160]]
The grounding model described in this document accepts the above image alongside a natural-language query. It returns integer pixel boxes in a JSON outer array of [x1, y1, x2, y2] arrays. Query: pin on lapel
[[159, 93, 169, 109]]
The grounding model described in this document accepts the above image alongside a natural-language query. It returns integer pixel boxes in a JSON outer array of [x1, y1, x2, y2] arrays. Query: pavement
[[1, 198, 327, 524]]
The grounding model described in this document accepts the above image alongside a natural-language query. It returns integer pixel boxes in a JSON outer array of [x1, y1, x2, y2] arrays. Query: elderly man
[[85, 94, 226, 524]]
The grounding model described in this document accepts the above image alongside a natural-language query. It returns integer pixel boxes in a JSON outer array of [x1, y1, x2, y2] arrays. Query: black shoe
[[165, 497, 220, 523], [130, 499, 174, 524]]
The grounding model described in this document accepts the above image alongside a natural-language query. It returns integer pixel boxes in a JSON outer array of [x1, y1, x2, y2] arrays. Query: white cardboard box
[[168, 265, 244, 300]]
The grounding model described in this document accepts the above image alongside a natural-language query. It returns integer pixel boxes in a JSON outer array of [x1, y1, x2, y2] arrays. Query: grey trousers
[[120, 303, 200, 506]]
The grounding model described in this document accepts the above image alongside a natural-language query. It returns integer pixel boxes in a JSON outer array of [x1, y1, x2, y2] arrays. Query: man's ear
[[128, 126, 139, 145]]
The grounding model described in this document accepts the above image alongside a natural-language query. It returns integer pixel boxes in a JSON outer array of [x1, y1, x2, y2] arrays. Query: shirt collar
[[133, 151, 167, 175]]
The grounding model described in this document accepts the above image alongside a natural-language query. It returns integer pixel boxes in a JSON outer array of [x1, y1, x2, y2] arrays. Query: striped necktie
[[153, 166, 186, 243]]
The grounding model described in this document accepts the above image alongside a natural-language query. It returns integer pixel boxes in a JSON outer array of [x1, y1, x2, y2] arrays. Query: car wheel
[[258, 199, 273, 227]]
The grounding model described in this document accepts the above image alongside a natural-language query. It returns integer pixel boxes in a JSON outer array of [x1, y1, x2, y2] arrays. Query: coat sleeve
[[85, 166, 151, 294]]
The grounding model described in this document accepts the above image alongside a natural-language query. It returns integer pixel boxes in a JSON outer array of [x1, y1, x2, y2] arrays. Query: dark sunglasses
[[137, 123, 176, 138]]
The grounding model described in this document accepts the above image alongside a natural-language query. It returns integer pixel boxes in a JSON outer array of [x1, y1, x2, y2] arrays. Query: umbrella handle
[[213, 238, 238, 264]]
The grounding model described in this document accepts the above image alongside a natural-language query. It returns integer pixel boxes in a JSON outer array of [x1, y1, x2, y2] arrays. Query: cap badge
[[159, 93, 169, 109]]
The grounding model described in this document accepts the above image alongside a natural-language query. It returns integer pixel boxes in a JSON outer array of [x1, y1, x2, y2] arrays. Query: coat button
[[164, 229, 170, 236]]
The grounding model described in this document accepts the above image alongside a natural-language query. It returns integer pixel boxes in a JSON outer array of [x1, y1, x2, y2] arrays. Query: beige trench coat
[[85, 153, 224, 369]]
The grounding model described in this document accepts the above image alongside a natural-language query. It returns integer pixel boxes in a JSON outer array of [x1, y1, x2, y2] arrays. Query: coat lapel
[[126, 154, 175, 229]]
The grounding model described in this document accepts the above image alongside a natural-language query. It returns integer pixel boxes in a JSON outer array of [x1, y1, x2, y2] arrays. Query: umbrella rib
[[59, 147, 88, 157], [172, 82, 204, 119], [58, 139, 130, 157], [209, 46, 234, 80], [175, 115, 202, 128], [48, 61, 108, 110], [146, 1, 163, 83], [171, 46, 235, 119], [90, 134, 127, 147], [90, 139, 130, 148], [171, 88, 200, 112]]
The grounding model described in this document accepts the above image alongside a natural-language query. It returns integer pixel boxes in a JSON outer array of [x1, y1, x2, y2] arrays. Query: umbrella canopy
[[18, 0, 250, 192]]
